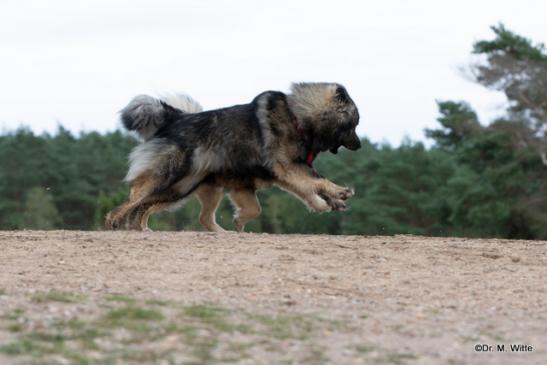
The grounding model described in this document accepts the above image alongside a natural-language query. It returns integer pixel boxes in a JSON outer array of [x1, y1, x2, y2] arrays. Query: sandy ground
[[0, 230, 546, 365]]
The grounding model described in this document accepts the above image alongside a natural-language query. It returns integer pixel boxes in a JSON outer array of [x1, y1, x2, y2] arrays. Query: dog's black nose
[[344, 136, 361, 151], [346, 141, 361, 151]]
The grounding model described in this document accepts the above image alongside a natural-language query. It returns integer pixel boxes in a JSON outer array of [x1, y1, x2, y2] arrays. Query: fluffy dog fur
[[106, 83, 361, 232]]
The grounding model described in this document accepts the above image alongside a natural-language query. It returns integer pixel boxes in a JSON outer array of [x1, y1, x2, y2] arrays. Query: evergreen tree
[[20, 187, 61, 229], [472, 24, 547, 165]]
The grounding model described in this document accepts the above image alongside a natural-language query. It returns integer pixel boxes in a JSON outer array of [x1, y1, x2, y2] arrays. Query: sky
[[1, 0, 546, 145]]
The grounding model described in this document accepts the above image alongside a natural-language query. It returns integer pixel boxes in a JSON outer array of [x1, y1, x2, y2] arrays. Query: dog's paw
[[329, 198, 347, 211], [104, 213, 118, 230], [318, 191, 347, 211], [335, 187, 354, 201], [309, 194, 332, 212]]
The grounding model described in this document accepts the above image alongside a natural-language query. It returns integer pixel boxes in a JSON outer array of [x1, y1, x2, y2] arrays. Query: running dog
[[106, 82, 361, 232]]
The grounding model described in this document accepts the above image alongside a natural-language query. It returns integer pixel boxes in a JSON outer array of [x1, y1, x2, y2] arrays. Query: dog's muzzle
[[342, 132, 361, 151]]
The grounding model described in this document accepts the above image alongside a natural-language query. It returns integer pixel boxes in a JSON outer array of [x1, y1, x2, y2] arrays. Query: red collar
[[306, 151, 316, 166]]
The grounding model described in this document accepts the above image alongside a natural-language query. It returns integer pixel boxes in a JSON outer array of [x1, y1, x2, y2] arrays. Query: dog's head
[[289, 82, 361, 154]]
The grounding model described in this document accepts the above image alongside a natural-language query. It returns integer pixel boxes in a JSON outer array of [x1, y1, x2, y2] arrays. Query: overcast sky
[[1, 0, 546, 145]]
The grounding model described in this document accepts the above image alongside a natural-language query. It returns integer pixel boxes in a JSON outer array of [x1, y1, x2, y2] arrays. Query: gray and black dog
[[105, 82, 361, 232]]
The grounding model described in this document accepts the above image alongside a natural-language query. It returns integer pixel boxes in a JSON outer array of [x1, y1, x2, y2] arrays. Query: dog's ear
[[335, 85, 350, 104]]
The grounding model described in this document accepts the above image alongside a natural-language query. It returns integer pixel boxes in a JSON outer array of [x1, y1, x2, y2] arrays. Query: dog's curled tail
[[120, 94, 203, 141]]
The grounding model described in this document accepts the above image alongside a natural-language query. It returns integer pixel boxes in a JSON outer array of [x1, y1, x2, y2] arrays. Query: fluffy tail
[[120, 93, 203, 141]]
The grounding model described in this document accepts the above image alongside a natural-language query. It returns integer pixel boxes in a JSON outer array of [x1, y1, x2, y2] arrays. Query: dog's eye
[[338, 110, 349, 122], [339, 110, 349, 116]]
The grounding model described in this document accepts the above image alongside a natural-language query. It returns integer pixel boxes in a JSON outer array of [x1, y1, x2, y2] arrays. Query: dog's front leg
[[272, 163, 352, 212]]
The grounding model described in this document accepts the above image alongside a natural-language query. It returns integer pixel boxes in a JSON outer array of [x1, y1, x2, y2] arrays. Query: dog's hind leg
[[127, 203, 149, 230], [195, 184, 225, 232], [127, 186, 187, 231], [126, 172, 207, 231], [228, 189, 261, 232], [105, 173, 159, 229], [127, 201, 171, 231]]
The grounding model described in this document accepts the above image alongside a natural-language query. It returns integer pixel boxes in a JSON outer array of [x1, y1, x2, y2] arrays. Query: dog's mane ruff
[[287, 82, 338, 120], [159, 93, 203, 114]]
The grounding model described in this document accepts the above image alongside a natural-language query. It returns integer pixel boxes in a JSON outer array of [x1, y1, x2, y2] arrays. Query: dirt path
[[0, 231, 545, 364]]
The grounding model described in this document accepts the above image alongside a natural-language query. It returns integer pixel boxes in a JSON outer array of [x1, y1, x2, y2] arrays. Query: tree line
[[1, 25, 545, 239]]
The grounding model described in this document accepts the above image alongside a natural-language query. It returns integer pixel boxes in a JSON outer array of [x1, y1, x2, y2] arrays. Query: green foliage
[[322, 141, 459, 236], [473, 24, 547, 63], [104, 307, 164, 322], [20, 187, 61, 229], [31, 291, 82, 304], [94, 188, 129, 229], [0, 117, 544, 239], [425, 101, 481, 150], [471, 23, 547, 140], [425, 101, 546, 239], [0, 127, 137, 230]]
